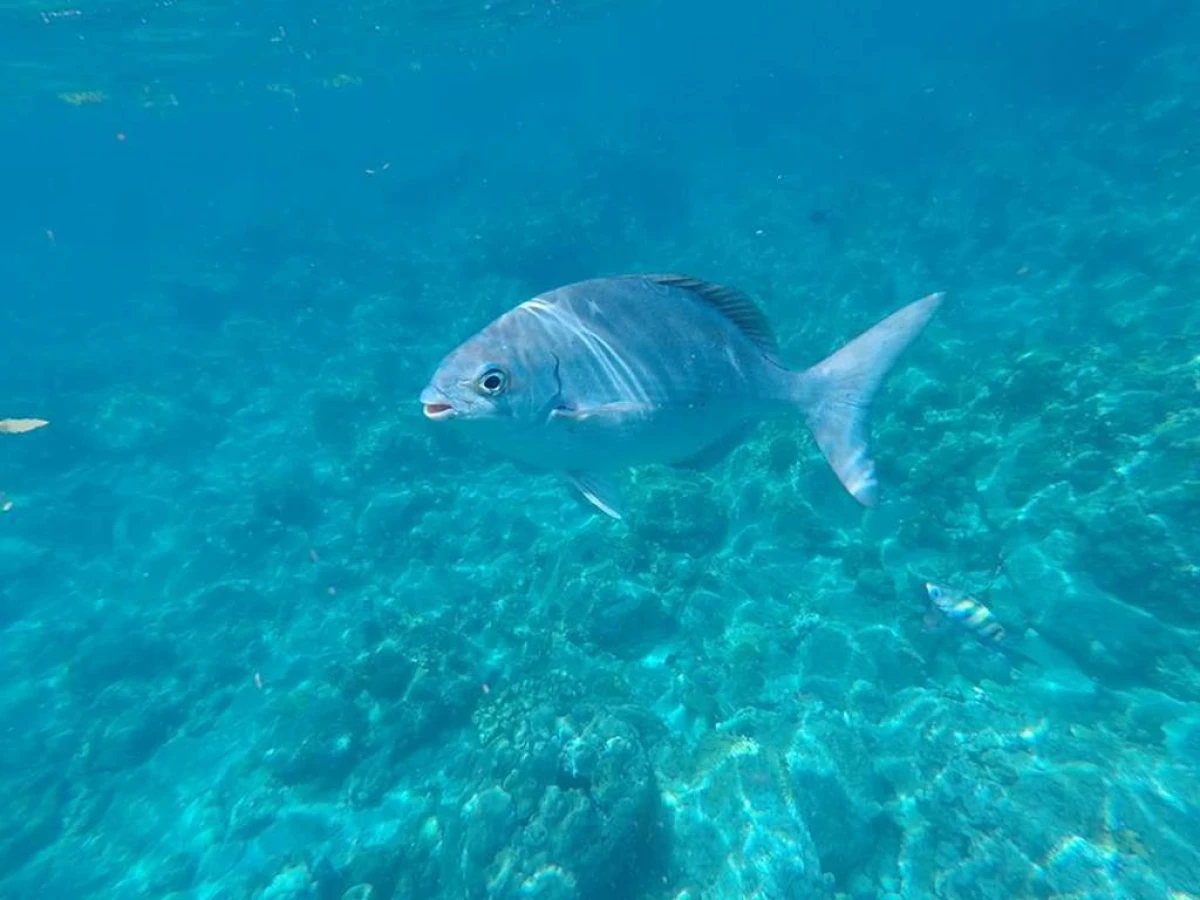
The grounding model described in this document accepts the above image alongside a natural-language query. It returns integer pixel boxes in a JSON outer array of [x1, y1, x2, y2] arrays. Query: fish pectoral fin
[[550, 401, 649, 424], [565, 472, 624, 519]]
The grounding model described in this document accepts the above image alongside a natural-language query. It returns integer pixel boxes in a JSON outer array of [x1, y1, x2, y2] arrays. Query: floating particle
[[254, 672, 263, 690], [0, 418, 49, 434], [0, 493, 12, 513], [40, 8, 82, 22], [57, 90, 107, 105]]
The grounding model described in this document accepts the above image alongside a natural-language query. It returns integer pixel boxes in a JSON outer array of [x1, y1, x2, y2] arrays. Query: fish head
[[420, 313, 560, 429], [924, 582, 954, 611]]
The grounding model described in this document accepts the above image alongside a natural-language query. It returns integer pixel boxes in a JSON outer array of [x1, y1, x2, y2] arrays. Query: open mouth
[[422, 402, 455, 421]]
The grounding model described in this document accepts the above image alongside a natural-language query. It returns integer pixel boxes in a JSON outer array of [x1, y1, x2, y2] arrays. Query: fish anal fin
[[566, 472, 623, 519], [642, 274, 779, 357], [672, 422, 757, 470]]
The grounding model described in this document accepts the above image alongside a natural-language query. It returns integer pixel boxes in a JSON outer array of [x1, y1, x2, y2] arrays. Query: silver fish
[[420, 274, 943, 519]]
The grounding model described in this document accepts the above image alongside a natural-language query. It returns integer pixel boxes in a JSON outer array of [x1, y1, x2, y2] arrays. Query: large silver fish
[[420, 274, 943, 519]]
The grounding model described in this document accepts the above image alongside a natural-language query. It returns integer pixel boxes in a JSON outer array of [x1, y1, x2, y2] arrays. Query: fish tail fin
[[791, 292, 944, 505]]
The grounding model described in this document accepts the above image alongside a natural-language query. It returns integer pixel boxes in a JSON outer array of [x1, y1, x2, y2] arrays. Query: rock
[[584, 581, 675, 658], [460, 677, 661, 899]]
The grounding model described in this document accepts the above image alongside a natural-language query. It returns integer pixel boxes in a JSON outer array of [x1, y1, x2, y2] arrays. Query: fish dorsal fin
[[646, 274, 778, 356]]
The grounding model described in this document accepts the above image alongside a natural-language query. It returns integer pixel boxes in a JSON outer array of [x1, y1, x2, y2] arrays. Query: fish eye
[[477, 367, 508, 395]]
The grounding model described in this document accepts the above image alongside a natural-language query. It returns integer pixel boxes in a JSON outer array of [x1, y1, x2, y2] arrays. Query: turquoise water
[[3, 0, 1199, 897]]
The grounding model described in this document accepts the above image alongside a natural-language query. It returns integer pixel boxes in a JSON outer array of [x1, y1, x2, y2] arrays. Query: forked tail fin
[[793, 292, 944, 505]]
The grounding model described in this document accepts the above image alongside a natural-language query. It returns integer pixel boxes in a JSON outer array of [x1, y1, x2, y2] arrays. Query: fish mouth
[[422, 402, 455, 421], [420, 386, 457, 421]]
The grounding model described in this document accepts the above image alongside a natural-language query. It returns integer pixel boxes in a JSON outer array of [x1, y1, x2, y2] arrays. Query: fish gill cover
[[1, 0, 1198, 899]]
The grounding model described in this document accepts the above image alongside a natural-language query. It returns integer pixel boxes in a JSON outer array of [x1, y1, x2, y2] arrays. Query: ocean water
[[2, 0, 1199, 898]]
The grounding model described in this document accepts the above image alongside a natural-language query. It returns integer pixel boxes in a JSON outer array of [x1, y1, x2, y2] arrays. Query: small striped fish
[[924, 582, 1035, 664]]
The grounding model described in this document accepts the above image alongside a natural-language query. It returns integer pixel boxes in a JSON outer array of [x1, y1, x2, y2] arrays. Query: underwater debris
[[0, 418, 48, 434], [57, 90, 106, 105], [0, 419, 47, 510]]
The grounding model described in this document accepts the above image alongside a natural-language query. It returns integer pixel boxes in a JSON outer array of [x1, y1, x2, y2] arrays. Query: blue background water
[[2, 0, 1199, 897]]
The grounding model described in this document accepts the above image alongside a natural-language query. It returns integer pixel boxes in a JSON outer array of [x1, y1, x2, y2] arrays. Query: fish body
[[924, 582, 1007, 643], [924, 581, 1035, 663], [420, 274, 943, 518]]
